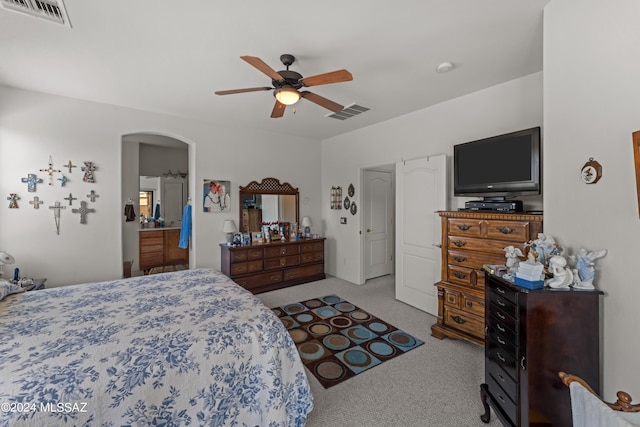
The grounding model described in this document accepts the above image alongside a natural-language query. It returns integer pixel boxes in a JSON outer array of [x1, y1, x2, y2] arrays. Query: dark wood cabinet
[[480, 274, 603, 427], [432, 211, 543, 346], [220, 238, 325, 294]]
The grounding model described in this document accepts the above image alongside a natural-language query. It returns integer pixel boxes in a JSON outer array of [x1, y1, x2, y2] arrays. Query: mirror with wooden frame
[[238, 178, 299, 232]]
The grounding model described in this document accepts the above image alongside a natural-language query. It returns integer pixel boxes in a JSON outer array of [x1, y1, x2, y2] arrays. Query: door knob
[[367, 228, 372, 232]]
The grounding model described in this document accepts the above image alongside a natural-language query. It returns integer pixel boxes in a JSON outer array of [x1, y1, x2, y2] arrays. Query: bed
[[0, 268, 313, 426]]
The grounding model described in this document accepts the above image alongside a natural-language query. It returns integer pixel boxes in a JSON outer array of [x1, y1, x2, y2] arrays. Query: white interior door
[[395, 155, 446, 315], [364, 169, 394, 280]]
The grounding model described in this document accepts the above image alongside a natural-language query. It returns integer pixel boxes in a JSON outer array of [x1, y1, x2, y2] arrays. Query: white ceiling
[[0, 0, 550, 141]]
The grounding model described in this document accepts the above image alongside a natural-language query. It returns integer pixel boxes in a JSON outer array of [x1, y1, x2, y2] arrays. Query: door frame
[[359, 163, 395, 283]]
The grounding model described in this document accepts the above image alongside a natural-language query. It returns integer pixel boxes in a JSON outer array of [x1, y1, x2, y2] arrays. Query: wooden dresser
[[139, 228, 189, 274], [431, 211, 543, 345], [480, 274, 602, 427], [220, 238, 325, 294]]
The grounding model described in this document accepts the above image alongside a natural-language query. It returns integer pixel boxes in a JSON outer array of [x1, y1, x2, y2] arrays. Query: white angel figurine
[[504, 245, 524, 273], [569, 248, 607, 290], [545, 255, 573, 289]]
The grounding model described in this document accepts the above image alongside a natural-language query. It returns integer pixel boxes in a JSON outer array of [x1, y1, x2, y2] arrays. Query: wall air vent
[[1, 0, 71, 27], [325, 103, 371, 120]]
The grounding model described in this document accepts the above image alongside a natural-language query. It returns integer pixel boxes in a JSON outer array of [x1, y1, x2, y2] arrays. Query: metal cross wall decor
[[72, 200, 95, 224], [49, 201, 66, 234], [40, 156, 61, 185], [29, 196, 44, 209], [21, 173, 43, 192]]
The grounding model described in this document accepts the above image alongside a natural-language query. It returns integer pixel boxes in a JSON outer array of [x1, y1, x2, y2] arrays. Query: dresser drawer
[[447, 236, 526, 256], [230, 260, 263, 276], [447, 265, 474, 286], [301, 242, 324, 252], [231, 248, 264, 262], [462, 294, 485, 317], [234, 271, 283, 290], [140, 252, 163, 267], [444, 289, 460, 308], [486, 371, 518, 425], [485, 220, 531, 242], [487, 339, 518, 381], [448, 218, 484, 237], [284, 264, 324, 281], [489, 290, 518, 319], [489, 312, 517, 345], [264, 255, 300, 270], [140, 242, 163, 253], [448, 249, 504, 270], [301, 251, 324, 264], [488, 279, 518, 305], [140, 230, 164, 240], [443, 306, 484, 338], [264, 245, 300, 258], [488, 324, 517, 360]]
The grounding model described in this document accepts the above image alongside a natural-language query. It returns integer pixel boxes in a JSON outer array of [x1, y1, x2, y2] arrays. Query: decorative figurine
[[21, 173, 43, 192], [569, 248, 607, 290], [525, 233, 562, 266], [81, 161, 97, 183], [7, 193, 19, 209], [545, 255, 573, 289], [504, 245, 524, 274]]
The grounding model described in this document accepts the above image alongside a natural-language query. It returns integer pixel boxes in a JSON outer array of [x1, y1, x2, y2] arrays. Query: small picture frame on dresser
[[242, 233, 251, 245], [251, 232, 264, 243]]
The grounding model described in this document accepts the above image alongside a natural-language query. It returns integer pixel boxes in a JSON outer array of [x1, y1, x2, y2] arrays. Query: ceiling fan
[[215, 54, 353, 118]]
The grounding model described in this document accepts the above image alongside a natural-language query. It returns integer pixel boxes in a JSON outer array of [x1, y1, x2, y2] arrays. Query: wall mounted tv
[[453, 126, 541, 199]]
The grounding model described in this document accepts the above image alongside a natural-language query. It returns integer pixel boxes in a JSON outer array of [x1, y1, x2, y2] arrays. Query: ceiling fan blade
[[271, 100, 286, 118], [241, 56, 284, 81], [300, 69, 353, 87], [215, 87, 272, 95], [300, 91, 344, 112]]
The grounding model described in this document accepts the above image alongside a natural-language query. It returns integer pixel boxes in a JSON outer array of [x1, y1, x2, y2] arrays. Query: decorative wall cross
[[64, 193, 77, 206], [7, 193, 20, 208], [87, 190, 99, 202], [40, 156, 61, 186], [81, 161, 97, 183], [72, 200, 95, 224], [57, 175, 69, 187], [49, 201, 66, 235], [21, 173, 43, 192], [29, 196, 44, 209], [64, 160, 76, 173]]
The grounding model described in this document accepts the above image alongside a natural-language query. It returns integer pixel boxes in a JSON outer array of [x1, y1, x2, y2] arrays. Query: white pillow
[[0, 280, 24, 301]]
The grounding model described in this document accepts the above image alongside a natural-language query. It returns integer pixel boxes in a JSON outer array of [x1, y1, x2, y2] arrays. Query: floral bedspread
[[0, 268, 312, 426]]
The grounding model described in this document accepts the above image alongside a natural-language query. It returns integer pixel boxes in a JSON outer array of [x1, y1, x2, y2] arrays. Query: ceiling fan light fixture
[[274, 87, 301, 105]]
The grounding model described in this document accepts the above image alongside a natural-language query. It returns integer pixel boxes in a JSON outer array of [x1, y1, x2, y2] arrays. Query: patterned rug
[[272, 295, 424, 388]]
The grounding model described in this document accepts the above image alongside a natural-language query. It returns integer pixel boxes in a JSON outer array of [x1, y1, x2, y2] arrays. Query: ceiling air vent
[[1, 0, 71, 27], [325, 103, 370, 120]]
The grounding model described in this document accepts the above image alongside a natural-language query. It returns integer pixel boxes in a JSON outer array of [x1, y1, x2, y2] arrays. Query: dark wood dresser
[[220, 238, 325, 294], [481, 274, 603, 427], [431, 211, 543, 345]]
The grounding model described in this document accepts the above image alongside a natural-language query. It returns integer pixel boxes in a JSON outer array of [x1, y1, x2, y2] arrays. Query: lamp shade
[[0, 252, 15, 265], [222, 219, 237, 233], [301, 216, 312, 227], [274, 87, 301, 106]]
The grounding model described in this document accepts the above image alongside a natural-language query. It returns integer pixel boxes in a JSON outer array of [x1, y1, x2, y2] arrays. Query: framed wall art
[[203, 179, 231, 212]]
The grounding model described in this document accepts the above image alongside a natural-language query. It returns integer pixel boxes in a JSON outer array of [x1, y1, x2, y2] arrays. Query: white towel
[[570, 382, 636, 427]]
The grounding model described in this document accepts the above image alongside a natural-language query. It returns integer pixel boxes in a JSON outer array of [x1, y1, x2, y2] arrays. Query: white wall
[[544, 0, 640, 398], [0, 85, 322, 286], [321, 72, 543, 284]]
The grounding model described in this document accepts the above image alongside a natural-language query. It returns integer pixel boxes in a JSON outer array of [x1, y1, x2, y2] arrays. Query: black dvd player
[[465, 200, 523, 212]]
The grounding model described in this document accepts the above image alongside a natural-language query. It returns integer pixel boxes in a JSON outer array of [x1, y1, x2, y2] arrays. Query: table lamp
[[0, 251, 15, 279], [222, 219, 237, 244], [301, 216, 312, 238]]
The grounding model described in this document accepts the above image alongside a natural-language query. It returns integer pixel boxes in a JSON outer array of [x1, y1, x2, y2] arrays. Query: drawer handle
[[521, 356, 526, 370], [497, 372, 506, 383], [497, 352, 506, 362], [497, 226, 514, 234], [453, 272, 467, 279], [466, 301, 473, 308], [497, 393, 506, 405], [457, 224, 471, 231], [270, 275, 280, 281], [451, 315, 466, 324], [497, 299, 506, 307], [497, 337, 506, 345], [496, 312, 506, 320], [448, 296, 455, 303], [496, 287, 506, 294], [452, 240, 466, 247], [453, 255, 467, 263], [497, 324, 506, 333]]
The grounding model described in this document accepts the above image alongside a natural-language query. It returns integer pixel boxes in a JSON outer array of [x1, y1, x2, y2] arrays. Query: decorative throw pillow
[[0, 280, 24, 301]]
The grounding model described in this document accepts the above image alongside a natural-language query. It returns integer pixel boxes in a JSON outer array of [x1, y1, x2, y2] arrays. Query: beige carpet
[[257, 274, 503, 427]]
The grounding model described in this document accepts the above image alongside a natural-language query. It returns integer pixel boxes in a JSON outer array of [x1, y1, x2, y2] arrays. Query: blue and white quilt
[[0, 268, 313, 426]]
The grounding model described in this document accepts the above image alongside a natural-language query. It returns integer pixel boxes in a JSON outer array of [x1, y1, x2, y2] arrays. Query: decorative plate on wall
[[343, 197, 350, 209], [350, 202, 357, 215], [581, 157, 602, 184], [348, 183, 355, 197]]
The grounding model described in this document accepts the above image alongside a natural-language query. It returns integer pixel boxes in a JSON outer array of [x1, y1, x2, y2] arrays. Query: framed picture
[[203, 179, 231, 213], [251, 232, 264, 243], [242, 233, 251, 245]]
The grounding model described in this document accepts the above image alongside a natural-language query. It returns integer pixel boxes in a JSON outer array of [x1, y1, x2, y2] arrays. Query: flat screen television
[[453, 127, 541, 199]]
